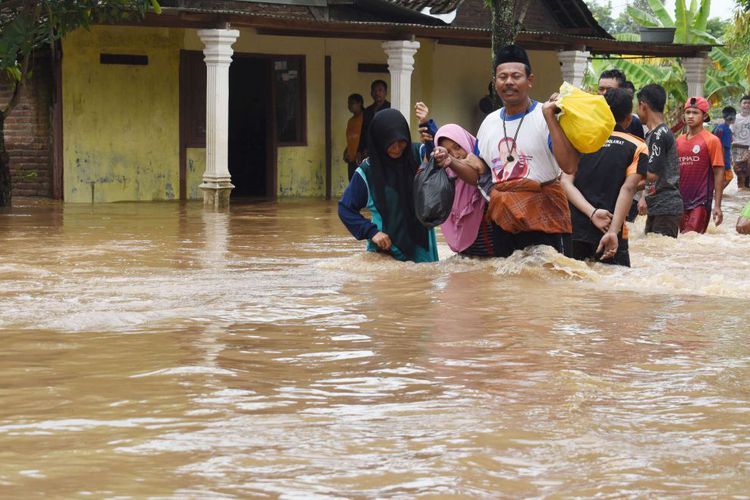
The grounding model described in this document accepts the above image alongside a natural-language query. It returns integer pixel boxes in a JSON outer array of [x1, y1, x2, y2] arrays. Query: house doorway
[[228, 56, 274, 199], [179, 51, 276, 200]]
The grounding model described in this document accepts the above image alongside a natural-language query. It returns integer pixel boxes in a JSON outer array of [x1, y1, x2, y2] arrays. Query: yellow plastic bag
[[556, 82, 615, 154]]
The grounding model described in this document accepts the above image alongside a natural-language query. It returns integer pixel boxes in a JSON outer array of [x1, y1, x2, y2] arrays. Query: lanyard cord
[[501, 100, 531, 162]]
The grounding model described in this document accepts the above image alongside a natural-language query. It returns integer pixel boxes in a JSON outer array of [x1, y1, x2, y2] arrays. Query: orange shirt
[[345, 114, 363, 163]]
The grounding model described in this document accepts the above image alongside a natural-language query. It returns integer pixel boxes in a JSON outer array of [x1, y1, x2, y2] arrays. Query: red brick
[[0, 56, 53, 198]]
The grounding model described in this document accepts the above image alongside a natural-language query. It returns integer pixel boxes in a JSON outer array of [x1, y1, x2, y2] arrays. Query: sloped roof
[[131, 1, 714, 57], [386, 0, 464, 14], [450, 0, 610, 38]]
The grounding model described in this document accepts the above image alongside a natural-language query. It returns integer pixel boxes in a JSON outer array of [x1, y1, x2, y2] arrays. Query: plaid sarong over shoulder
[[487, 179, 572, 235]]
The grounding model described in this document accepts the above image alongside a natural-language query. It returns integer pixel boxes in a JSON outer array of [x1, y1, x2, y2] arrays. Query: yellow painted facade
[[62, 26, 181, 202], [62, 25, 564, 202]]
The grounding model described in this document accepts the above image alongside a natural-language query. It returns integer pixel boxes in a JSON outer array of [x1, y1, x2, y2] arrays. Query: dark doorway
[[228, 57, 272, 198]]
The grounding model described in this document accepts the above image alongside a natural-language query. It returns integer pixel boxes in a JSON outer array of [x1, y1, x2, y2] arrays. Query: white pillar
[[558, 50, 590, 88], [382, 40, 420, 115], [198, 28, 239, 210], [684, 55, 710, 98]]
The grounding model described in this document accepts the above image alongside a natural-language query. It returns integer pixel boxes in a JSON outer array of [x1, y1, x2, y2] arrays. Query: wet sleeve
[[421, 119, 439, 159], [631, 142, 649, 177], [708, 135, 725, 167], [338, 173, 379, 240]]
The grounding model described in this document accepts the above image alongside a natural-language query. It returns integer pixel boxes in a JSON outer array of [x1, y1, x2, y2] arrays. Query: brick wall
[[0, 56, 54, 198]]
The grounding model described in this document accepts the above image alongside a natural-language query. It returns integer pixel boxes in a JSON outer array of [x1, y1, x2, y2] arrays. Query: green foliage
[[627, 7, 661, 27], [705, 17, 729, 39], [586, 0, 657, 34], [585, 57, 688, 117], [724, 10, 750, 50], [586, 0, 617, 32], [1, 0, 159, 82], [648, 0, 676, 26], [706, 46, 750, 105]]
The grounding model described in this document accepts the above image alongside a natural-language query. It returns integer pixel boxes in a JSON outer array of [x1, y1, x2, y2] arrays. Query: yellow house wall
[[427, 46, 563, 136], [183, 29, 330, 198], [185, 148, 205, 200], [62, 26, 565, 202], [62, 26, 181, 202], [326, 39, 393, 197]]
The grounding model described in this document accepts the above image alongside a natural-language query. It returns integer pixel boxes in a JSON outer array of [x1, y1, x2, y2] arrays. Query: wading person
[[413, 102, 496, 257], [475, 44, 579, 257], [731, 95, 750, 189], [597, 69, 644, 140], [562, 88, 647, 267], [676, 96, 725, 233], [713, 106, 736, 191], [431, 124, 497, 257], [344, 93, 364, 181], [636, 84, 683, 238], [338, 109, 438, 263], [356, 80, 391, 162]]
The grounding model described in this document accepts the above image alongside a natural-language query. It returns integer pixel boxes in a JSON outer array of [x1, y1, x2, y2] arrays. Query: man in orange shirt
[[676, 96, 725, 233], [344, 93, 364, 180]]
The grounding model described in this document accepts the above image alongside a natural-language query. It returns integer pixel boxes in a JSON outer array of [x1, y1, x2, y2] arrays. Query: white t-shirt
[[477, 101, 561, 184], [732, 112, 750, 147]]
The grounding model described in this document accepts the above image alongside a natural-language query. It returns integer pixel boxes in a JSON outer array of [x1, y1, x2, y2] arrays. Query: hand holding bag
[[413, 156, 455, 228]]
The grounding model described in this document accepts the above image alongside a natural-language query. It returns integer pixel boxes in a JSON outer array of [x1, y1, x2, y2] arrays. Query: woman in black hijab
[[338, 109, 438, 262]]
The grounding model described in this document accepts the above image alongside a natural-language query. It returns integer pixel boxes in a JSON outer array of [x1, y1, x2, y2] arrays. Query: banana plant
[[705, 46, 750, 105], [584, 57, 688, 119], [627, 0, 717, 44]]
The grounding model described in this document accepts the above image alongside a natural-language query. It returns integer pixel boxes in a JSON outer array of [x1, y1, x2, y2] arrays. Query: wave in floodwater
[[2, 195, 750, 497]]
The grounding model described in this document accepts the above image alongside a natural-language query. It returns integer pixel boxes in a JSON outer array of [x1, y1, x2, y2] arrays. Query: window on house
[[273, 56, 306, 146]]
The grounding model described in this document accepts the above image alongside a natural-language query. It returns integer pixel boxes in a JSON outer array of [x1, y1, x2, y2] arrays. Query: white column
[[558, 50, 590, 88], [684, 55, 710, 98], [382, 40, 420, 115], [198, 28, 239, 210]]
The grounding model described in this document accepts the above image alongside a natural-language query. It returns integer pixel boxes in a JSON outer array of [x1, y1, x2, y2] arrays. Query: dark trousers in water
[[645, 214, 681, 238], [626, 199, 639, 223], [571, 239, 630, 267], [490, 223, 572, 258]]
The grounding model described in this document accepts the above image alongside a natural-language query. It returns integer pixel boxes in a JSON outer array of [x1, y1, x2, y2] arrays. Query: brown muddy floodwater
[[2, 187, 750, 498]]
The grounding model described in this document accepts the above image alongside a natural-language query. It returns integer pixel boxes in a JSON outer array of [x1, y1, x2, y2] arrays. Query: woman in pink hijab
[[433, 124, 496, 257]]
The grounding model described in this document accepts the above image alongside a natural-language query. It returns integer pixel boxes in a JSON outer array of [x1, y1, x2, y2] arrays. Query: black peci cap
[[493, 44, 531, 72]]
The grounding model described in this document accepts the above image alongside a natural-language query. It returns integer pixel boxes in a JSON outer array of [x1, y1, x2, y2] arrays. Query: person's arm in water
[[542, 93, 579, 175], [560, 173, 613, 233], [598, 173, 642, 259], [708, 135, 725, 226], [338, 172, 391, 250], [713, 166, 724, 226]]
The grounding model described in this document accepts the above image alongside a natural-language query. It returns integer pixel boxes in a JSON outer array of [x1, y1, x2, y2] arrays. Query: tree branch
[[2, 53, 30, 117]]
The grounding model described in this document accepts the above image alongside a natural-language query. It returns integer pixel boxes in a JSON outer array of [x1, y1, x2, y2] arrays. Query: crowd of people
[[338, 44, 750, 265]]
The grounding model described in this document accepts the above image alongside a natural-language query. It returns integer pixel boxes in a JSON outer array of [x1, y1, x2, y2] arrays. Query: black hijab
[[362, 109, 430, 259]]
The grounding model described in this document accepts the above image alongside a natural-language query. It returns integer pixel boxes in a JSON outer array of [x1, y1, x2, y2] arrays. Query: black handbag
[[413, 156, 455, 228]]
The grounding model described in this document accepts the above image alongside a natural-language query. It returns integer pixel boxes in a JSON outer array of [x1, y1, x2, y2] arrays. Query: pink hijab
[[433, 124, 486, 253]]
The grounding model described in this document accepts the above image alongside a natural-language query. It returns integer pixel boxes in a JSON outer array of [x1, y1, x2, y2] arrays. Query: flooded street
[[2, 188, 750, 497]]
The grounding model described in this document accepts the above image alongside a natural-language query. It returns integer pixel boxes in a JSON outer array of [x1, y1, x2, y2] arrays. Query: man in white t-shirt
[[731, 95, 750, 189], [476, 44, 579, 257]]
